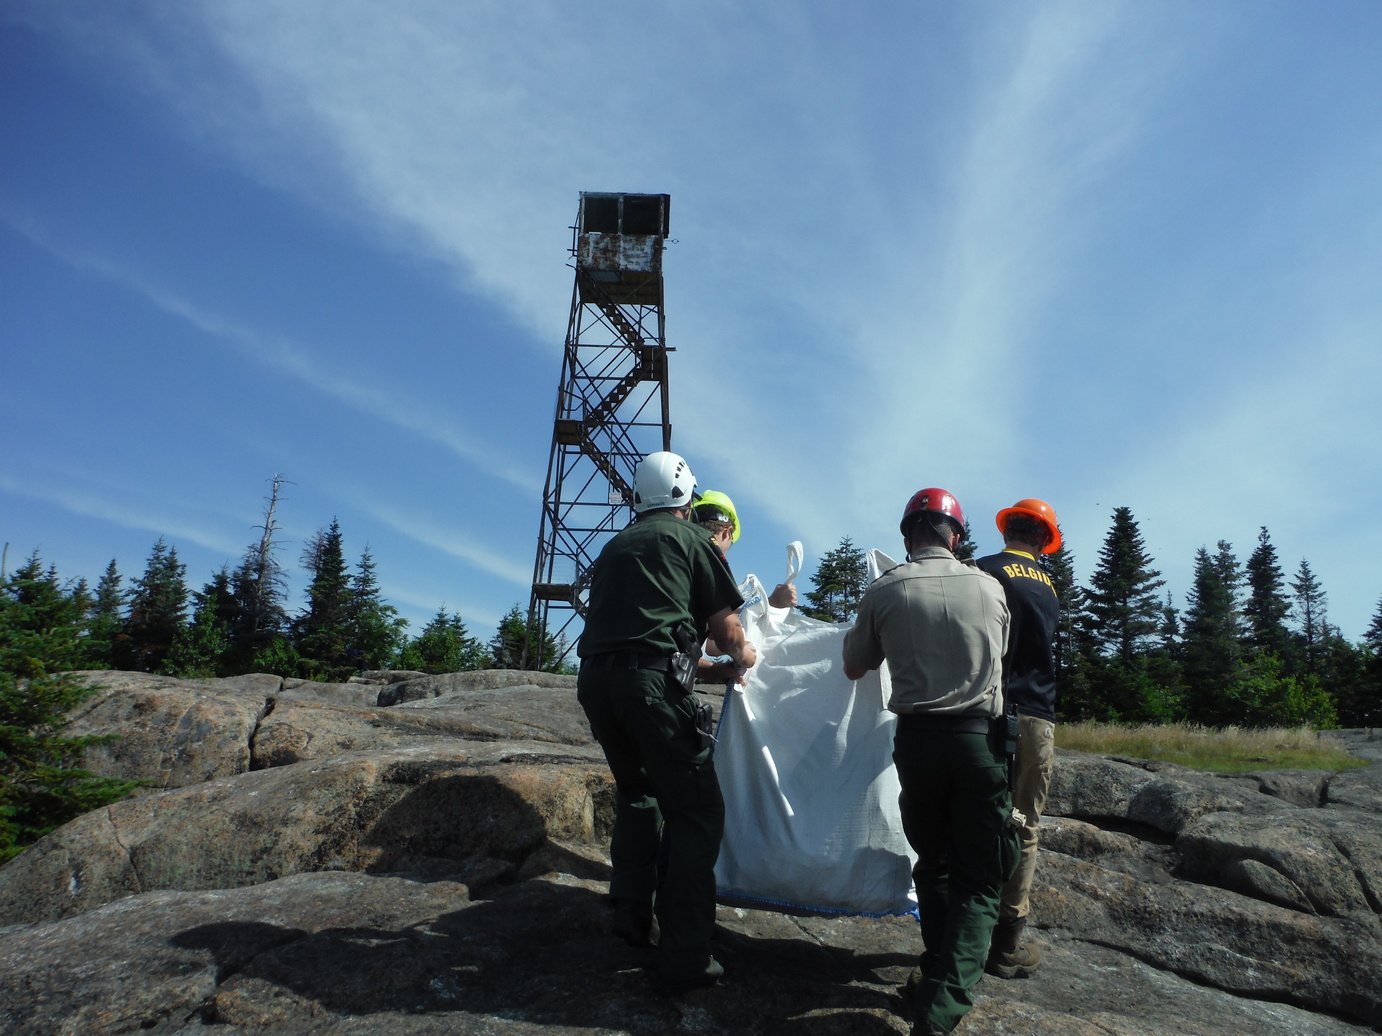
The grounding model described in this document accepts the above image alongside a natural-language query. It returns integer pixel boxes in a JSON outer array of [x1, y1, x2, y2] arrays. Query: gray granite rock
[[2, 674, 1378, 1034], [0, 740, 611, 926]]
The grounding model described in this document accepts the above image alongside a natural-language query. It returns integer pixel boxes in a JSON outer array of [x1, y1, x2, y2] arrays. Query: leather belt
[[896, 713, 994, 735], [583, 651, 673, 672]]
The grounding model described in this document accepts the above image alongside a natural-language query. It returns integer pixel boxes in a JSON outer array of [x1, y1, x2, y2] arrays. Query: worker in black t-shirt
[[976, 498, 1061, 980]]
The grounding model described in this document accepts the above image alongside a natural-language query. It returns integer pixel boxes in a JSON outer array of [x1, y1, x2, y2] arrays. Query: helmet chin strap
[[905, 521, 958, 562]]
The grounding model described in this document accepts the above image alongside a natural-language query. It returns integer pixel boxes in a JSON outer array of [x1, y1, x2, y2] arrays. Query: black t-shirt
[[976, 549, 1059, 720]]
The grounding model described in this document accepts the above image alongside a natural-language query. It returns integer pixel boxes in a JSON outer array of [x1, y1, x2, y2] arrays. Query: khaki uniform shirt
[[842, 547, 1009, 717]]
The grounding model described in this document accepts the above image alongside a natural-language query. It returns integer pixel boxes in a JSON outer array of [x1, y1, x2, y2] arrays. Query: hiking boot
[[986, 916, 1041, 978], [610, 898, 659, 949], [899, 950, 942, 1005], [910, 1025, 948, 1036], [654, 955, 723, 996]]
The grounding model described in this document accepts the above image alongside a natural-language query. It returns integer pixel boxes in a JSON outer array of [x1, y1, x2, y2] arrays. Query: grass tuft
[[1058, 721, 1367, 773]]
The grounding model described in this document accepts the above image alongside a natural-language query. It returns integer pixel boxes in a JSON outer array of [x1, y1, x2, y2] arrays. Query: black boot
[[654, 955, 723, 996], [610, 898, 659, 948]]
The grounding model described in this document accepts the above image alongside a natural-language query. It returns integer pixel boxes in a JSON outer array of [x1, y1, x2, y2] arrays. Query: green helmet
[[691, 490, 741, 543]]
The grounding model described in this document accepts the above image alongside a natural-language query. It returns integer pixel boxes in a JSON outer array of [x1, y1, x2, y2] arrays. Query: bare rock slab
[[0, 741, 611, 926]]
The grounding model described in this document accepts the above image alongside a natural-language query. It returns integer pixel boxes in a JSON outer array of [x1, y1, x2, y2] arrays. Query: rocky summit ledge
[[1, 670, 1379, 1035]]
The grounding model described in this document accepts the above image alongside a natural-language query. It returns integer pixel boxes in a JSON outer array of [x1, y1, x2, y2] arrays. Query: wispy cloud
[[3, 212, 542, 494], [352, 497, 532, 587], [13, 0, 1382, 635], [0, 471, 242, 557]]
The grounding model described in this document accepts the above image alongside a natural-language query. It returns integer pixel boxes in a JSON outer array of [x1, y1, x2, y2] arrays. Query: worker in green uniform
[[578, 451, 757, 995], [690, 489, 795, 684], [691, 490, 797, 609]]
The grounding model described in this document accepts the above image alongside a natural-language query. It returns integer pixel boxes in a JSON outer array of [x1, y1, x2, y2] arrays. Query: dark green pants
[[577, 664, 724, 981], [894, 722, 1015, 1034]]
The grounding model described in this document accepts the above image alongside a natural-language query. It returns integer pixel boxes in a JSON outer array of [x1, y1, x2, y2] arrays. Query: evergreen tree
[[345, 546, 408, 671], [397, 608, 490, 674], [1367, 597, 1382, 655], [1156, 590, 1182, 660], [1041, 541, 1085, 678], [1317, 625, 1366, 728], [802, 536, 868, 623], [1085, 507, 1165, 664], [953, 518, 977, 563], [228, 475, 290, 668], [164, 571, 234, 678], [84, 560, 125, 669], [1290, 559, 1327, 677], [250, 635, 305, 679], [4, 555, 89, 672], [1359, 596, 1382, 729], [294, 519, 352, 679], [1182, 541, 1245, 724], [1, 558, 143, 862], [1043, 541, 1098, 719], [1243, 527, 1292, 662], [491, 605, 569, 672], [121, 538, 188, 673]]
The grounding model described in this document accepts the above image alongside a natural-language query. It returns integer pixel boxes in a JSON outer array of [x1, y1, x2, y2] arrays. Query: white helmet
[[632, 451, 697, 513]]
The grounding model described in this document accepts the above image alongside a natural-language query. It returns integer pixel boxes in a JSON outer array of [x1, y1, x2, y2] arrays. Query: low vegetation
[[1059, 720, 1367, 773]]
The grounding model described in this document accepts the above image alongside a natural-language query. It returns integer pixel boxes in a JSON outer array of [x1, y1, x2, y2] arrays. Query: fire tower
[[526, 192, 673, 664]]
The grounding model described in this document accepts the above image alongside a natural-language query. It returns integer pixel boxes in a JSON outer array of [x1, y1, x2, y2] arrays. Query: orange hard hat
[[995, 498, 1061, 554]]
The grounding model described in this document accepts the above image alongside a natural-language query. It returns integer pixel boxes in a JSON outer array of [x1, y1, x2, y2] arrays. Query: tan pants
[[999, 714, 1056, 920]]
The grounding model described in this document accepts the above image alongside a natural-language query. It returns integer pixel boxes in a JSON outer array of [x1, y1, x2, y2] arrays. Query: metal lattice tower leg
[[525, 193, 673, 669]]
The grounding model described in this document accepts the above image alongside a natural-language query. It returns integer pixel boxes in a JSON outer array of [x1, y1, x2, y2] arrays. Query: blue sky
[[4, 1, 1381, 644]]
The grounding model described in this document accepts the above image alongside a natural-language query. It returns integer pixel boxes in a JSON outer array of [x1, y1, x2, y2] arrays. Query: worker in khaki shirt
[[842, 487, 1013, 1036]]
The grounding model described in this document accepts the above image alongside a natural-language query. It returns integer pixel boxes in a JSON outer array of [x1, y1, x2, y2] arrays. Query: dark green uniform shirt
[[579, 509, 744, 658]]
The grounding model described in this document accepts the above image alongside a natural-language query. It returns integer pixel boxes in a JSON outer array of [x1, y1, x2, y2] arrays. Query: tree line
[[0, 479, 567, 687], [799, 508, 1382, 729]]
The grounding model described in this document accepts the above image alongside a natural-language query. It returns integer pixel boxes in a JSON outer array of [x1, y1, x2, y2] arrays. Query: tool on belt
[[672, 622, 715, 750], [1003, 704, 1027, 829]]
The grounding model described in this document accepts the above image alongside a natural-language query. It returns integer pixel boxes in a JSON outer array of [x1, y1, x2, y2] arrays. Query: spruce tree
[[491, 605, 568, 672], [4, 555, 89, 671], [121, 538, 189, 673], [345, 547, 408, 671], [1290, 559, 1327, 677], [1043, 540, 1100, 720], [164, 571, 234, 678], [397, 608, 490, 674], [84, 560, 125, 669], [1317, 625, 1366, 727], [1043, 543, 1084, 676], [1085, 508, 1165, 664], [1182, 541, 1245, 723], [953, 518, 977, 562], [1, 557, 143, 862], [1360, 596, 1382, 729], [1243, 527, 1292, 662], [228, 475, 290, 668], [1156, 590, 1182, 660], [295, 520, 352, 679], [802, 536, 868, 623], [1367, 597, 1382, 655]]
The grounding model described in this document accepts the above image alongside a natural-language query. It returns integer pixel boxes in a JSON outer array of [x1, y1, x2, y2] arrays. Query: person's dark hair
[[905, 513, 960, 551], [1003, 514, 1051, 548], [697, 517, 732, 539]]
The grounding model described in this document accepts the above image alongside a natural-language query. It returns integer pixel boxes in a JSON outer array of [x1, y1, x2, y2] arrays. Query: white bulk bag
[[713, 550, 916, 915]]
